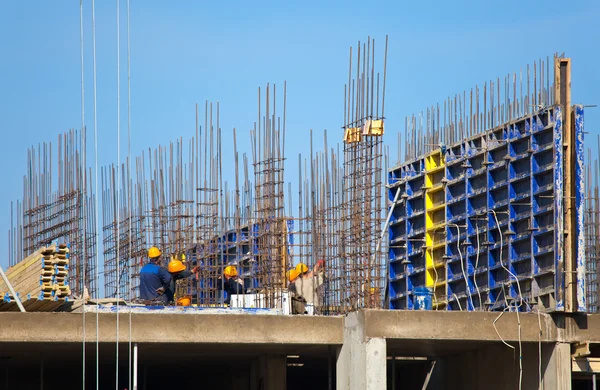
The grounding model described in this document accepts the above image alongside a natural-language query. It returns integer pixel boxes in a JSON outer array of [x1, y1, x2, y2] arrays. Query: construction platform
[[0, 309, 599, 389]]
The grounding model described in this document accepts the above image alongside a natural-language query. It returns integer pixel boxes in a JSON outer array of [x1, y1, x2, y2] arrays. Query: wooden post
[[555, 58, 574, 312]]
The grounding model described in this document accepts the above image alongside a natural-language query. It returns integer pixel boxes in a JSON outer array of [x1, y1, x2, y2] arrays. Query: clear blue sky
[[0, 0, 599, 269]]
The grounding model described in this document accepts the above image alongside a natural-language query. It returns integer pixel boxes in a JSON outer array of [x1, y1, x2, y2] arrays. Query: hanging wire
[[79, 0, 86, 386], [126, 0, 133, 388], [115, 0, 121, 388], [91, 0, 101, 387]]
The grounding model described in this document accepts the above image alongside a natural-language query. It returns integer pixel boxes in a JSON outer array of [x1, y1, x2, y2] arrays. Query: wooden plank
[[573, 342, 591, 358], [0, 268, 41, 294], [0, 257, 43, 287], [4, 248, 46, 275]]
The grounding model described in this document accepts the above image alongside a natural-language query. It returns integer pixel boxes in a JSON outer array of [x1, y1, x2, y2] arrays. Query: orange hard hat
[[168, 259, 186, 273], [177, 296, 192, 306], [224, 265, 238, 278]]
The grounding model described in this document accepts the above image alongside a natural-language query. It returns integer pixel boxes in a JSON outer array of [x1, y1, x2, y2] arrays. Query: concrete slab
[[362, 309, 559, 343], [0, 312, 344, 345]]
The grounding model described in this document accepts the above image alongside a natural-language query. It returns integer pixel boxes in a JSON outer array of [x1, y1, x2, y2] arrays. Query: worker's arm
[[158, 267, 172, 290], [313, 259, 325, 273], [217, 276, 228, 291], [177, 270, 194, 280]]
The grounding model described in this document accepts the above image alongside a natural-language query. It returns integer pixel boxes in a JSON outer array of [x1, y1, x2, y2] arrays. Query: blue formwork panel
[[574, 105, 586, 311], [388, 158, 427, 310], [387, 105, 587, 313]]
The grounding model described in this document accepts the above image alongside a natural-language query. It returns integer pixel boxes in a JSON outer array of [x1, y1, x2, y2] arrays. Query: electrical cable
[[79, 1, 86, 388], [489, 210, 524, 306], [126, 0, 132, 388], [515, 301, 523, 390], [536, 307, 543, 389], [452, 293, 463, 311], [431, 228, 439, 309], [91, 0, 100, 387], [115, 0, 121, 387], [490, 209, 524, 390], [489, 209, 508, 308], [473, 215, 483, 309], [448, 223, 473, 310]]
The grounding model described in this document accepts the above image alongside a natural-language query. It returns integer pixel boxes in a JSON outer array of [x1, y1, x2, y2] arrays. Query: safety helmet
[[224, 265, 238, 278], [295, 263, 309, 274], [177, 296, 192, 306], [148, 247, 162, 259], [286, 269, 300, 282], [168, 259, 186, 273], [180, 253, 186, 261]]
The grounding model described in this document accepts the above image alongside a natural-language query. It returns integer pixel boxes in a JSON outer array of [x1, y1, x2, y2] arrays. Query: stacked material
[[0, 244, 71, 311]]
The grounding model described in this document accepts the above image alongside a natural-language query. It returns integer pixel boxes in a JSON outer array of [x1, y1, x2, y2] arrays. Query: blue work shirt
[[220, 277, 247, 304], [139, 262, 172, 302]]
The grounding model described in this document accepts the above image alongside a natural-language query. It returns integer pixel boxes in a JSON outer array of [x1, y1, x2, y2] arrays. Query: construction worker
[[139, 247, 172, 304], [292, 260, 326, 313], [287, 269, 307, 314], [295, 260, 325, 279], [166, 254, 199, 303], [296, 263, 309, 277], [219, 265, 246, 305], [286, 269, 300, 283]]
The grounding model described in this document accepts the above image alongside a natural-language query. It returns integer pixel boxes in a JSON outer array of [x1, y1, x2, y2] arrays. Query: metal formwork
[[388, 104, 586, 312]]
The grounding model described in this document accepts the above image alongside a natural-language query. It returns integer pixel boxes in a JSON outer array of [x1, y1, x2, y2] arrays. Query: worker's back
[[139, 262, 171, 302], [294, 272, 325, 306]]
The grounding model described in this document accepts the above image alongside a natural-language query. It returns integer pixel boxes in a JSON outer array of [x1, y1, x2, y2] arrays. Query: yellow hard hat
[[224, 265, 238, 278], [177, 296, 191, 306], [180, 253, 186, 261], [296, 263, 309, 274], [168, 259, 186, 273], [148, 247, 161, 259], [286, 269, 300, 282]]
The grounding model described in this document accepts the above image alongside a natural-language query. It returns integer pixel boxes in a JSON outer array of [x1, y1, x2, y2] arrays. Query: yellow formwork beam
[[362, 119, 384, 136], [343, 127, 362, 144], [424, 149, 447, 293]]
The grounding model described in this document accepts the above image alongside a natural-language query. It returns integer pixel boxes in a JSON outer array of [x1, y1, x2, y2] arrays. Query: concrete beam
[[362, 309, 559, 343], [559, 314, 600, 344], [0, 313, 344, 345]]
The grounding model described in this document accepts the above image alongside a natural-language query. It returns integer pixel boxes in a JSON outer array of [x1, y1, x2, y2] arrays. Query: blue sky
[[0, 0, 599, 269]]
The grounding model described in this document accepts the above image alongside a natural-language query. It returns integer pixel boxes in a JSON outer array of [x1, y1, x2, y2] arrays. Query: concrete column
[[542, 342, 571, 390], [257, 355, 287, 390], [337, 311, 386, 390]]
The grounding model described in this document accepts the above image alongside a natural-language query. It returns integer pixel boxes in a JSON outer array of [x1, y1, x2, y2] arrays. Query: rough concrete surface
[[0, 312, 344, 344], [362, 309, 559, 343]]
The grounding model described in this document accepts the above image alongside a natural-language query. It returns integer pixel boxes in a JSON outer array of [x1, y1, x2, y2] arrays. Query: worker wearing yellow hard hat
[[295, 259, 325, 279], [165, 253, 199, 303], [219, 265, 247, 305], [139, 247, 172, 303], [289, 260, 326, 314], [286, 269, 300, 283]]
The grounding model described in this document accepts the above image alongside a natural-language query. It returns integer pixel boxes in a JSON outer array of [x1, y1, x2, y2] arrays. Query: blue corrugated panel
[[575, 105, 586, 311], [554, 107, 565, 311]]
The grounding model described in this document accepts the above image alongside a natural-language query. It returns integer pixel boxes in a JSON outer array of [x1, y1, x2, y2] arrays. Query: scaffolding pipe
[[0, 265, 25, 312]]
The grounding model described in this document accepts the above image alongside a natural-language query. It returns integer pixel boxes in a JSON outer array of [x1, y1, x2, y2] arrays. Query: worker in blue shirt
[[165, 254, 199, 303], [219, 265, 247, 305], [139, 247, 172, 303]]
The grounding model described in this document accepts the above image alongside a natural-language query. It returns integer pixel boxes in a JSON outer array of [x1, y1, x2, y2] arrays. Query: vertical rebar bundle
[[9, 129, 97, 298]]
